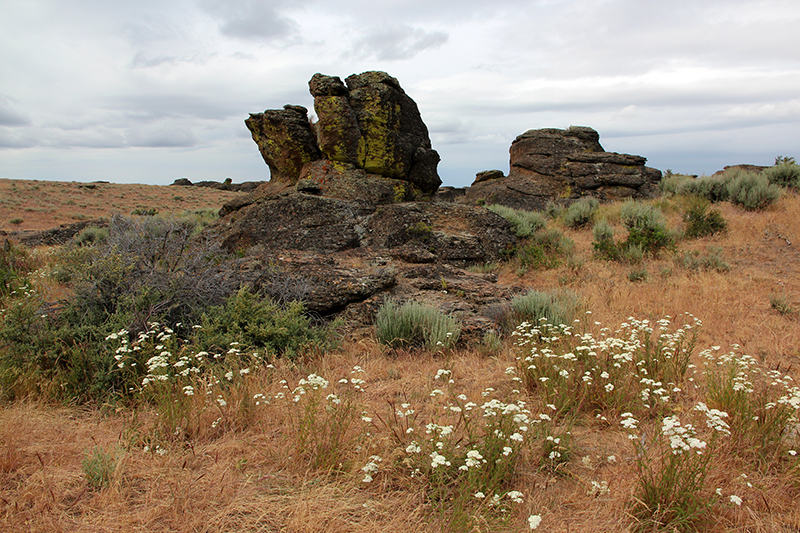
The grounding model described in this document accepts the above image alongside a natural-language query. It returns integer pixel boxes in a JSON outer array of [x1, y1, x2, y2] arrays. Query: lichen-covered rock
[[310, 74, 362, 165], [245, 105, 321, 184], [247, 71, 442, 198], [463, 126, 661, 210], [342, 71, 441, 194], [295, 159, 419, 206]]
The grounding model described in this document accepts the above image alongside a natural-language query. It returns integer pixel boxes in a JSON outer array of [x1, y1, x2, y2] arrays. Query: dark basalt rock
[[246, 71, 442, 198], [462, 126, 662, 210]]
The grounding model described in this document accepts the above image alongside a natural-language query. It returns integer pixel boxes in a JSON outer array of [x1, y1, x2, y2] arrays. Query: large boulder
[[463, 126, 661, 210], [216, 188, 515, 268], [247, 71, 442, 198]]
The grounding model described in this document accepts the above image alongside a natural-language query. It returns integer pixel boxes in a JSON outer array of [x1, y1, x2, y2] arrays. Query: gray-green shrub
[[517, 227, 574, 270], [562, 198, 599, 228], [510, 289, 582, 327], [375, 299, 461, 350], [486, 204, 546, 238], [197, 287, 337, 359], [763, 161, 800, 189], [678, 175, 730, 202], [725, 171, 781, 211]]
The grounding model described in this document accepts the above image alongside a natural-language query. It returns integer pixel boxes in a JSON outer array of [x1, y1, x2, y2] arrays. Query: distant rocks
[[171, 178, 265, 193], [460, 126, 662, 210]]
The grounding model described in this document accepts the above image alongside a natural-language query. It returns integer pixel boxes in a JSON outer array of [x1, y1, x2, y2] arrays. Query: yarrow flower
[[528, 514, 542, 529]]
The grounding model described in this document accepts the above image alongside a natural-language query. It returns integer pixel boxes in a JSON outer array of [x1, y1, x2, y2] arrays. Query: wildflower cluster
[[702, 346, 800, 468], [277, 366, 367, 470], [622, 403, 732, 531], [380, 368, 539, 520], [106, 322, 267, 440], [513, 314, 699, 419]]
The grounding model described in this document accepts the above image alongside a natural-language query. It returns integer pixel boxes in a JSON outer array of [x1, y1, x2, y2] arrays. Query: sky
[[1, 0, 799, 188]]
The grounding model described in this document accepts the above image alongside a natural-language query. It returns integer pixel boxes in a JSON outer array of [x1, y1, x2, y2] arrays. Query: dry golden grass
[[2, 187, 800, 532], [0, 179, 244, 232]]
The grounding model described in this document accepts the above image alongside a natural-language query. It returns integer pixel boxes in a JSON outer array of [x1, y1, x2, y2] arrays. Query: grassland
[[1, 180, 799, 532]]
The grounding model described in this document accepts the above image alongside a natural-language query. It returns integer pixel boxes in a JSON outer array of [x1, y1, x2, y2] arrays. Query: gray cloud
[[348, 24, 448, 61], [0, 97, 31, 127], [199, 0, 301, 41], [125, 125, 200, 148]]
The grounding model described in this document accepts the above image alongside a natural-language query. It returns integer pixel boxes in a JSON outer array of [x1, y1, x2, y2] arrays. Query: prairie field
[[1, 178, 800, 532]]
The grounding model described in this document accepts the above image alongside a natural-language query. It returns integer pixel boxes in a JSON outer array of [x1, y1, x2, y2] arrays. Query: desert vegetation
[[2, 161, 800, 532]]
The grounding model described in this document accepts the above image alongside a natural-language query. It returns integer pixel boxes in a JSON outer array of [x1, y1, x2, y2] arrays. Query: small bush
[[197, 288, 336, 359], [592, 219, 620, 260], [562, 198, 599, 229], [82, 445, 117, 490], [770, 293, 795, 317], [510, 289, 581, 327], [682, 197, 728, 239], [73, 226, 109, 246], [726, 171, 781, 211], [620, 201, 674, 255], [763, 161, 800, 189], [517, 228, 574, 271], [544, 200, 565, 219], [375, 299, 461, 350], [659, 173, 694, 197], [627, 267, 648, 282], [486, 205, 546, 238], [674, 246, 730, 273], [678, 175, 730, 202], [407, 221, 433, 242]]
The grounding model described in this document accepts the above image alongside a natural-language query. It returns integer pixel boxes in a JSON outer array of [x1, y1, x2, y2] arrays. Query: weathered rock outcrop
[[245, 71, 441, 198], [216, 188, 515, 268], [462, 126, 661, 210]]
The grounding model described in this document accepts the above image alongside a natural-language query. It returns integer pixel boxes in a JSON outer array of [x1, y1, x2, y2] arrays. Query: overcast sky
[[2, 0, 799, 187]]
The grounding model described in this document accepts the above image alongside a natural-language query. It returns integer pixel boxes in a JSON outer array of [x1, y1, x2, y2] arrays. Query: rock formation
[[461, 126, 662, 210], [245, 71, 441, 198], [212, 71, 521, 339]]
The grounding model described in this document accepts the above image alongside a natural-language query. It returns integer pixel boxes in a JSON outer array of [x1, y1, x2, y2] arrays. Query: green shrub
[[627, 267, 648, 282], [0, 215, 244, 402], [624, 244, 645, 264], [486, 204, 546, 238], [674, 246, 730, 273], [562, 198, 599, 228], [517, 228, 574, 270], [59, 214, 238, 333], [682, 197, 728, 239], [0, 241, 38, 299], [73, 225, 109, 246], [544, 200, 565, 219], [763, 161, 800, 189], [375, 299, 461, 350], [592, 219, 624, 261], [725, 171, 781, 211], [510, 289, 581, 327], [407, 221, 433, 242], [197, 288, 336, 359], [619, 201, 674, 255]]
